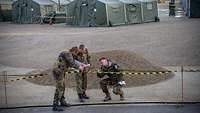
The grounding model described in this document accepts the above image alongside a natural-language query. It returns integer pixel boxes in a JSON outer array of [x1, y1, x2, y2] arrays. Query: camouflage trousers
[[53, 72, 66, 105], [100, 78, 123, 95], [75, 72, 88, 94]]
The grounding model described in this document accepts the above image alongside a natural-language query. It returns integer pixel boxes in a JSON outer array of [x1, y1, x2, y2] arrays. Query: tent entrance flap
[[80, 3, 89, 26]]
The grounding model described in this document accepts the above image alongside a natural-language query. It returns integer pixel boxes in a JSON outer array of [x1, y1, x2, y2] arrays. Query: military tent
[[140, 0, 158, 22], [65, 0, 158, 27], [12, 0, 56, 24], [66, 0, 126, 27], [119, 0, 142, 24]]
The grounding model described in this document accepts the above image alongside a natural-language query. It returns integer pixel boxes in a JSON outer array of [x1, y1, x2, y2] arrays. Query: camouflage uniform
[[52, 51, 79, 109], [97, 61, 124, 101], [73, 50, 91, 101]]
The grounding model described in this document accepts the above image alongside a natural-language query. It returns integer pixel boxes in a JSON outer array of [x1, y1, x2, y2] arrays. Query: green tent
[[119, 0, 142, 24], [140, 0, 158, 22], [66, 0, 126, 26], [65, 0, 158, 27], [12, 0, 56, 24]]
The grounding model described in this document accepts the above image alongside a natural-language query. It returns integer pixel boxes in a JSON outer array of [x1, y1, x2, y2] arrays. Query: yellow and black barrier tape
[[8, 74, 44, 83], [65, 71, 172, 75], [184, 69, 200, 72], [4, 69, 200, 83]]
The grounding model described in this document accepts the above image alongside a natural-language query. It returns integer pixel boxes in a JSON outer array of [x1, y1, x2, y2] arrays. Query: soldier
[[73, 44, 91, 102], [97, 57, 125, 101], [78, 45, 91, 99], [52, 47, 86, 111]]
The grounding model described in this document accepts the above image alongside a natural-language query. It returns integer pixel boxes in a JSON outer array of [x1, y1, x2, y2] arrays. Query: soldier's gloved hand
[[83, 64, 91, 72], [118, 80, 126, 86], [79, 65, 85, 71], [85, 64, 91, 68]]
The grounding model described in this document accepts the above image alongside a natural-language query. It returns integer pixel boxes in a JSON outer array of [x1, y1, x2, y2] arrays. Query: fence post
[[181, 66, 184, 102], [3, 71, 8, 107]]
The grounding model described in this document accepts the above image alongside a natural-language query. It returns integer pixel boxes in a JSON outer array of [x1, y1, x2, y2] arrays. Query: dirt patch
[[26, 50, 174, 89]]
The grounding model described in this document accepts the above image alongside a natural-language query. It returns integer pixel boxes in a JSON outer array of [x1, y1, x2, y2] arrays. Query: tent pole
[[188, 0, 190, 17], [140, 2, 144, 23], [105, 4, 109, 26], [124, 4, 128, 24], [58, 0, 61, 12]]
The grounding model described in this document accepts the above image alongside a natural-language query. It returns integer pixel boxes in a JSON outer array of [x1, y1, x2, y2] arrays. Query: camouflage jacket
[[75, 51, 91, 64], [53, 51, 79, 80], [97, 62, 124, 82]]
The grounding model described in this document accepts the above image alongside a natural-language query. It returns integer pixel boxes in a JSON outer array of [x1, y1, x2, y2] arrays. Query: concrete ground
[[1, 17, 200, 68], [0, 66, 200, 108], [1, 104, 200, 113], [0, 4, 200, 69]]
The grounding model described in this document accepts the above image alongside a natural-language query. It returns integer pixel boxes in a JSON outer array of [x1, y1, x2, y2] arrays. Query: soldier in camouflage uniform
[[97, 57, 125, 101], [52, 47, 85, 111], [73, 44, 91, 102]]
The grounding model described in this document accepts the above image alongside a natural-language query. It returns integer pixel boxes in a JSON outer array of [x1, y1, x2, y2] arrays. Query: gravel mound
[[27, 50, 174, 89]]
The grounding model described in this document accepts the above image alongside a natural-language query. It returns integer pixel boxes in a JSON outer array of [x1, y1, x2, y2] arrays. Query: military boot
[[82, 92, 90, 99], [103, 93, 111, 102], [78, 94, 85, 102], [52, 104, 64, 111], [120, 94, 125, 101], [60, 99, 71, 107]]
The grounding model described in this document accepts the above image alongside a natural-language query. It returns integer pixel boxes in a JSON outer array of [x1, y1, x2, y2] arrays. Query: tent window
[[147, 3, 153, 10], [128, 4, 136, 12], [22, 3, 27, 7], [112, 8, 120, 13], [45, 6, 53, 13], [81, 1, 88, 7]]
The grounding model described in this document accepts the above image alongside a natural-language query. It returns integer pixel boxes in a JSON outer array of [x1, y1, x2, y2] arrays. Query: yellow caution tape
[[6, 69, 200, 83], [8, 74, 44, 83], [65, 71, 173, 75]]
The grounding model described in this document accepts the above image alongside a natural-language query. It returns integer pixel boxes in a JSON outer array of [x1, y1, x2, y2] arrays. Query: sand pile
[[27, 50, 174, 89]]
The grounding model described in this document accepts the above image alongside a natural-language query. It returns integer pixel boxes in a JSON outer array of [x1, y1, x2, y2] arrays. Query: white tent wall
[[140, 0, 158, 22], [106, 2, 126, 26], [119, 0, 142, 24]]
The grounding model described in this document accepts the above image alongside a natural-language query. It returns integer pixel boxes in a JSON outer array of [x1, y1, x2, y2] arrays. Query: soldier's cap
[[69, 46, 78, 52], [79, 44, 85, 49]]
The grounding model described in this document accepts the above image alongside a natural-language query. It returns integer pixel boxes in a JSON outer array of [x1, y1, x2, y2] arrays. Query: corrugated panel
[[50, 0, 70, 5], [33, 0, 55, 5], [119, 0, 140, 4], [139, 0, 157, 2], [98, 0, 120, 4]]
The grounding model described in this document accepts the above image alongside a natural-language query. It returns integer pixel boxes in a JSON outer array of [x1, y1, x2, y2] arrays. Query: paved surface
[[1, 104, 200, 113], [0, 4, 200, 69], [1, 18, 200, 69], [0, 66, 200, 108]]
